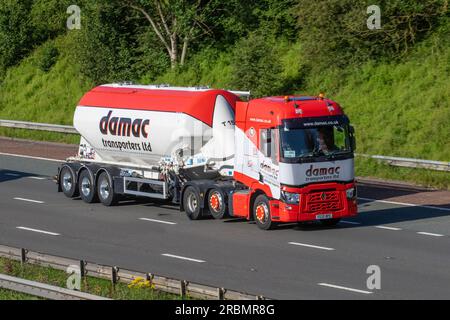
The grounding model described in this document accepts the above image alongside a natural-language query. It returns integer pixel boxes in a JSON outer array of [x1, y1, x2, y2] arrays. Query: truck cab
[[231, 95, 357, 229]]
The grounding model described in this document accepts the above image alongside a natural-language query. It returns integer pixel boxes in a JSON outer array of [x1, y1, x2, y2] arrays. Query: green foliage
[[229, 33, 284, 97], [36, 42, 59, 72], [73, 0, 140, 84], [295, 0, 448, 68], [0, 0, 34, 73]]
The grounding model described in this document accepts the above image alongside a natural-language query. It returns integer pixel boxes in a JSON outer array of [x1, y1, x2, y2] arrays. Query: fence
[[0, 244, 267, 300], [1, 119, 448, 172]]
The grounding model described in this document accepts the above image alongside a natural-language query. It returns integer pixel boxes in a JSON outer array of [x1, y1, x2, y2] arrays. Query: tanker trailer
[[58, 83, 358, 230]]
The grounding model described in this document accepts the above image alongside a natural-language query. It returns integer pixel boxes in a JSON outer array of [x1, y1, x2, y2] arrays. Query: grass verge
[[356, 157, 450, 191], [0, 257, 183, 300]]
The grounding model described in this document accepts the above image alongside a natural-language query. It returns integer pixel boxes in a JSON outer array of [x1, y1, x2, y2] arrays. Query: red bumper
[[270, 182, 358, 223]]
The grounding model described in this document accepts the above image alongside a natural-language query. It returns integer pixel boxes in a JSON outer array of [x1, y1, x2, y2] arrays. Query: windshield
[[280, 124, 351, 160]]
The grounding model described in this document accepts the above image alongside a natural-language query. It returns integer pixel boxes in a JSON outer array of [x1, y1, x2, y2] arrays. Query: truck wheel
[[207, 188, 228, 219], [60, 166, 79, 198], [253, 195, 277, 230], [97, 171, 119, 206], [320, 218, 341, 227], [183, 186, 202, 220], [78, 169, 98, 204]]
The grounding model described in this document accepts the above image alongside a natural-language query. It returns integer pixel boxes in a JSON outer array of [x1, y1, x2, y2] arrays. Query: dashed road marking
[[161, 254, 205, 263], [16, 226, 60, 236], [341, 221, 361, 225], [417, 232, 444, 237], [375, 226, 402, 231], [139, 218, 177, 225], [288, 242, 335, 251], [318, 283, 373, 294], [13, 197, 45, 204]]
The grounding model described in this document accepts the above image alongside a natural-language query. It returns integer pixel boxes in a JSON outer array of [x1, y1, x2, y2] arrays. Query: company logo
[[99, 111, 150, 138], [306, 165, 341, 177]]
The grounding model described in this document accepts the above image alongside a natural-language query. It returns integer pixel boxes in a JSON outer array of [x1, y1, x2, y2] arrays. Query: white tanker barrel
[[73, 85, 240, 177]]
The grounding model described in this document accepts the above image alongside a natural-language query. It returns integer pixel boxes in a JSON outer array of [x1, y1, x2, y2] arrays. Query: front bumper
[[270, 182, 358, 223]]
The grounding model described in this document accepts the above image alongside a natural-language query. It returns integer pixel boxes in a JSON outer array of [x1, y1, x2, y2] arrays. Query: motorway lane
[[1, 162, 450, 299]]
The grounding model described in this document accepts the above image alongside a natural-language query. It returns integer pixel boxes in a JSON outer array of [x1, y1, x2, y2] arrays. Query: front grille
[[305, 190, 342, 213]]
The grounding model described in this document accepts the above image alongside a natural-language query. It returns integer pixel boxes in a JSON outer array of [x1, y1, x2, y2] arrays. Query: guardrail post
[[20, 248, 28, 265], [180, 280, 188, 298], [79, 260, 86, 277], [111, 266, 119, 286], [217, 287, 225, 300], [146, 273, 154, 288]]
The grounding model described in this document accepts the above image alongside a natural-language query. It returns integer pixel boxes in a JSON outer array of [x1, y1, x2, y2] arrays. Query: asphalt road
[[1, 153, 450, 299]]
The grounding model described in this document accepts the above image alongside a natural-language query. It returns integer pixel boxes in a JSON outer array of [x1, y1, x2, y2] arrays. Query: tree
[[230, 32, 284, 97], [121, 0, 219, 68]]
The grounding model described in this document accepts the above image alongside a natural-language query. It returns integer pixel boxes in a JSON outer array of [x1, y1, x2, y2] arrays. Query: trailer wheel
[[78, 169, 98, 204], [207, 188, 228, 219], [60, 166, 79, 198], [253, 195, 277, 230], [97, 171, 119, 206], [183, 186, 202, 220]]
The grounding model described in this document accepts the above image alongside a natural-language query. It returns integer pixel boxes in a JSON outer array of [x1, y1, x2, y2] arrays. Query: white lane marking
[[358, 197, 450, 212], [0, 152, 62, 163], [4, 173, 20, 177], [139, 218, 177, 225], [288, 242, 335, 251], [417, 232, 444, 237], [375, 226, 402, 231], [161, 254, 205, 263], [16, 227, 60, 236], [341, 221, 361, 225], [318, 283, 373, 295], [13, 197, 45, 204], [27, 176, 47, 180]]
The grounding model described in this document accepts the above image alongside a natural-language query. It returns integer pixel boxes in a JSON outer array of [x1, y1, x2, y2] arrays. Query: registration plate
[[316, 214, 333, 220]]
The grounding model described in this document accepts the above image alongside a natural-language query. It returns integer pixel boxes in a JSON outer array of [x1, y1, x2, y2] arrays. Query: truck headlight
[[281, 191, 300, 204], [346, 187, 356, 199]]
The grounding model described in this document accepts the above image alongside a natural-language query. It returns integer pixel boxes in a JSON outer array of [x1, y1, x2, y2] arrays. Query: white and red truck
[[57, 83, 358, 230]]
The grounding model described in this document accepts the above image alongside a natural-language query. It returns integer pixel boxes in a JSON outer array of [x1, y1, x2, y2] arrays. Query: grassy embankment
[[0, 257, 181, 300], [0, 28, 448, 189]]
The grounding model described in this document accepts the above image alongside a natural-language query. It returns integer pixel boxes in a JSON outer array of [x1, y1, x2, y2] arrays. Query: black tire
[[59, 166, 79, 198], [183, 186, 202, 220], [97, 171, 119, 206], [320, 218, 341, 227], [207, 188, 228, 219], [78, 169, 98, 204], [253, 194, 277, 230]]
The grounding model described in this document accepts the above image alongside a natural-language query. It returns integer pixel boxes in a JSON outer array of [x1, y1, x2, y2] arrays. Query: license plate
[[316, 214, 333, 220]]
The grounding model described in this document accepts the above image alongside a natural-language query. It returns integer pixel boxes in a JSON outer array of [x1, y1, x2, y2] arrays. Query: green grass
[[0, 288, 42, 300], [0, 257, 182, 300], [0, 32, 93, 126], [356, 157, 450, 191]]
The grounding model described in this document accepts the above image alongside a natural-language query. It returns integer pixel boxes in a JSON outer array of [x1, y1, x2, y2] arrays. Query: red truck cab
[[231, 95, 357, 229]]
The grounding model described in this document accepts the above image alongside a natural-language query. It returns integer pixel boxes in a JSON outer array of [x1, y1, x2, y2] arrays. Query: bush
[[230, 32, 284, 97], [36, 42, 59, 72]]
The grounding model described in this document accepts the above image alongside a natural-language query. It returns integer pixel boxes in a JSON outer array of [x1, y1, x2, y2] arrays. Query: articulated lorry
[[57, 84, 358, 230]]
